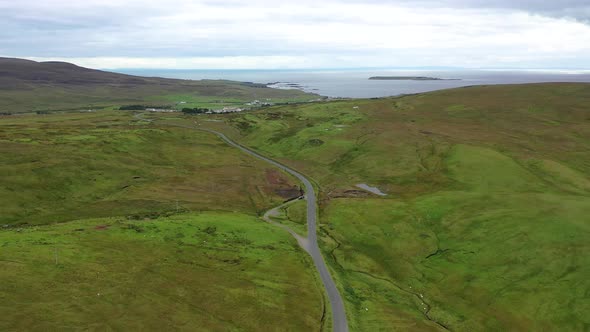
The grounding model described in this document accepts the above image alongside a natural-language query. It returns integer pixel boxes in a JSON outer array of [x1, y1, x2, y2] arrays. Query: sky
[[1, 0, 590, 69]]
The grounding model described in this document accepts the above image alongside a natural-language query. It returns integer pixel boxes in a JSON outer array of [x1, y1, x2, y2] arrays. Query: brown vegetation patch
[[275, 187, 302, 199], [265, 169, 288, 185], [329, 189, 371, 199], [265, 169, 302, 199]]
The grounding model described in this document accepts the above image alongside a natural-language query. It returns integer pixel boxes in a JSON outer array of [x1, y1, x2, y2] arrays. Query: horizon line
[[107, 67, 590, 72]]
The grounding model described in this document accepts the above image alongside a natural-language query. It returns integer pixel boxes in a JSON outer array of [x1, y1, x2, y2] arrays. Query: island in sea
[[369, 76, 461, 80]]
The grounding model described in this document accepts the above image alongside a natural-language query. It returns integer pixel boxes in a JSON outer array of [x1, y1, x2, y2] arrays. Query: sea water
[[114, 68, 590, 98]]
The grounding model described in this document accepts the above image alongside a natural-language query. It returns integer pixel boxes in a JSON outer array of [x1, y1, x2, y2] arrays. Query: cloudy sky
[[1, 0, 590, 69]]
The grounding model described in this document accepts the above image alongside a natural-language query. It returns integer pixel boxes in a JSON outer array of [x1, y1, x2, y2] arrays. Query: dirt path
[[262, 199, 310, 253]]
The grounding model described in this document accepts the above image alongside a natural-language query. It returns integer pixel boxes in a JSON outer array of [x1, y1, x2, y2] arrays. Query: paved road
[[199, 128, 349, 332]]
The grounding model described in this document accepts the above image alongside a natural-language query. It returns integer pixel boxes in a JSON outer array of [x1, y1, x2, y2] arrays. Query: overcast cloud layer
[[1, 0, 589, 69]]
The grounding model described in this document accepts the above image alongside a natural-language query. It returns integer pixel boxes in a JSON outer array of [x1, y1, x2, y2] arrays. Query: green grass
[[0, 111, 301, 226], [0, 111, 329, 330], [446, 144, 548, 192], [268, 199, 308, 237], [198, 82, 590, 331], [0, 212, 325, 331], [3, 82, 590, 330], [321, 146, 590, 331], [220, 83, 590, 194]]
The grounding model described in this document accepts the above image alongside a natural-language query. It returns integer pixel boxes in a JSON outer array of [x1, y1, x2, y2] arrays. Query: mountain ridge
[[0, 57, 315, 113]]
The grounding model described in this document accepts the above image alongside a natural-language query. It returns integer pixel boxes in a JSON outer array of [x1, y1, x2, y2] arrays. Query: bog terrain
[[1, 59, 589, 331]]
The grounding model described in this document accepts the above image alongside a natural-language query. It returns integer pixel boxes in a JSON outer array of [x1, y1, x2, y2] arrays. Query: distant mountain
[[0, 57, 158, 87], [0, 57, 315, 113]]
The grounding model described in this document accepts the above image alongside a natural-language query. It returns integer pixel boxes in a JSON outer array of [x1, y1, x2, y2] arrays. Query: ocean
[[114, 68, 590, 98]]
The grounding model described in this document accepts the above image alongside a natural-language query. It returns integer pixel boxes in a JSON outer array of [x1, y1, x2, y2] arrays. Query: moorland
[[1, 59, 589, 331], [214, 83, 590, 331]]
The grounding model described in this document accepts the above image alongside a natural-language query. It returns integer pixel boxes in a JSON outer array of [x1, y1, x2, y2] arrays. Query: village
[[142, 98, 275, 115]]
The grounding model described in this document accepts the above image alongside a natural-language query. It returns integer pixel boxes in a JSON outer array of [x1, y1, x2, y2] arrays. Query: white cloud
[[23, 56, 313, 69], [2, 0, 590, 68]]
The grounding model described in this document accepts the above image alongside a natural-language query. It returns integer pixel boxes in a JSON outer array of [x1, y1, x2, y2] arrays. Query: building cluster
[[142, 98, 277, 115], [245, 99, 274, 107], [204, 107, 244, 114], [145, 108, 177, 113]]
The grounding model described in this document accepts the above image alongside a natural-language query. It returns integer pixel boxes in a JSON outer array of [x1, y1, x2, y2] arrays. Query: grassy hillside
[[0, 110, 328, 330], [0, 58, 316, 113], [0, 213, 324, 331], [2, 82, 589, 331], [0, 111, 306, 226], [203, 83, 590, 331]]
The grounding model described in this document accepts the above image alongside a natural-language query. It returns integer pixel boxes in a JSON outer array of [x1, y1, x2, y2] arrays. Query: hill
[[0, 111, 325, 331], [211, 82, 590, 331], [2, 81, 589, 330], [0, 57, 316, 113], [0, 58, 149, 86]]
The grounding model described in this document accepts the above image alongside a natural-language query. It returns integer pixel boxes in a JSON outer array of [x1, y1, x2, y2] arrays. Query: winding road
[[198, 127, 349, 332]]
